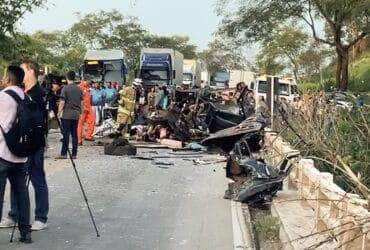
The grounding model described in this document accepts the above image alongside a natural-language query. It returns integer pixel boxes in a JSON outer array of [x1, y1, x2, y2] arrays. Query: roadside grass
[[349, 51, 370, 93], [253, 212, 280, 241]]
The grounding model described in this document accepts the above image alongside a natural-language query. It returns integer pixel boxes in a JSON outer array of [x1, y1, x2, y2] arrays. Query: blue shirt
[[91, 89, 105, 106], [104, 88, 117, 103]]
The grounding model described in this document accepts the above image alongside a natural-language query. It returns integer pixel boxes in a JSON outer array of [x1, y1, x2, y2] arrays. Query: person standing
[[77, 80, 95, 145], [57, 71, 83, 159], [90, 82, 105, 126], [116, 80, 140, 137], [0, 60, 49, 232], [48, 75, 64, 117], [0, 66, 32, 243], [103, 82, 117, 107]]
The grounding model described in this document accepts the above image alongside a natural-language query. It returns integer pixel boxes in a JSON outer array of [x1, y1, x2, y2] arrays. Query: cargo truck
[[253, 76, 299, 103], [139, 48, 184, 90], [81, 50, 128, 84], [182, 59, 202, 88], [229, 70, 256, 89], [210, 70, 230, 90]]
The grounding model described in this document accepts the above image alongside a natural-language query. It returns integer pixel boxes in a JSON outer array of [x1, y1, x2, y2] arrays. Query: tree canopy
[[0, 10, 198, 76], [219, 0, 370, 90], [198, 38, 247, 75], [0, 0, 46, 34]]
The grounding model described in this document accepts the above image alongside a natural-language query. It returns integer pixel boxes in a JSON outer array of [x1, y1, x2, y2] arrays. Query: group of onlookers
[[0, 61, 49, 243], [0, 61, 122, 244]]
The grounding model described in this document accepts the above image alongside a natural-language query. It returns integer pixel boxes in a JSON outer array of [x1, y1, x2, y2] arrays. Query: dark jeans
[[0, 158, 31, 234], [9, 148, 49, 223], [61, 119, 79, 156]]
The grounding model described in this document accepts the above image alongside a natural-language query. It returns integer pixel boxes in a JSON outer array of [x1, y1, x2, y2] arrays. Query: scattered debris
[[186, 142, 206, 151], [104, 137, 137, 156], [225, 148, 300, 204], [133, 143, 169, 149], [159, 139, 184, 149], [154, 161, 174, 167], [132, 155, 203, 161], [93, 118, 116, 137], [95, 86, 298, 206], [202, 115, 266, 153]]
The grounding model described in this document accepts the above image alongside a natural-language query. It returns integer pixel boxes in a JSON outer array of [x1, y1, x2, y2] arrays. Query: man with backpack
[[0, 66, 32, 243], [0, 60, 49, 232]]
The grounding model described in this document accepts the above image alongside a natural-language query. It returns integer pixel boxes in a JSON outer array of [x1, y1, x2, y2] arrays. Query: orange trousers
[[78, 109, 95, 143]]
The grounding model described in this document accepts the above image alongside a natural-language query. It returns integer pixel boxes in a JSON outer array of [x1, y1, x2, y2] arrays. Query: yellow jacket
[[118, 86, 136, 116]]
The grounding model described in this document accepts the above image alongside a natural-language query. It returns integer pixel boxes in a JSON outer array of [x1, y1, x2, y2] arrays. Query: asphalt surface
[[0, 133, 233, 250]]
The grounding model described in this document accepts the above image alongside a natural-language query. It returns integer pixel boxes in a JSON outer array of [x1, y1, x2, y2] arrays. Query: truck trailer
[[182, 59, 202, 88], [81, 50, 128, 85], [139, 48, 184, 90]]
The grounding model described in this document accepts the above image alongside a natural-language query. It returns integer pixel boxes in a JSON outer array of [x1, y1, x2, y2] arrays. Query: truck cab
[[140, 53, 172, 88], [139, 48, 183, 91], [253, 76, 299, 103], [277, 78, 299, 102], [182, 59, 202, 89], [210, 70, 230, 90], [81, 50, 128, 85]]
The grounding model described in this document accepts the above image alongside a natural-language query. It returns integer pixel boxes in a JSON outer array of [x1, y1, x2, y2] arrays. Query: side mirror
[[173, 70, 176, 79], [210, 76, 214, 81]]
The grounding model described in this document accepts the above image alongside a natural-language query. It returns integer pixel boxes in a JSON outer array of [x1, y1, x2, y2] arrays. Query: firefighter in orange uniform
[[78, 80, 95, 144]]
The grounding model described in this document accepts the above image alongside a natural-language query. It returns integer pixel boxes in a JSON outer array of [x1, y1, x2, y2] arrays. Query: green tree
[[31, 31, 85, 73], [69, 10, 123, 49], [298, 45, 333, 83], [255, 51, 285, 76], [219, 0, 370, 90], [0, 0, 46, 34], [144, 35, 197, 59], [0, 0, 46, 65], [103, 17, 148, 73], [29, 10, 198, 75], [258, 26, 308, 82], [198, 39, 246, 75]]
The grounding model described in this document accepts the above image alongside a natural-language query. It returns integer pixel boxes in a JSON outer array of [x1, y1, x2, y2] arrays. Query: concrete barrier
[[264, 130, 370, 250]]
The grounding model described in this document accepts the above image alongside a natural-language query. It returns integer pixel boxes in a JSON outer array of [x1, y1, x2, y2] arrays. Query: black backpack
[[0, 90, 44, 157]]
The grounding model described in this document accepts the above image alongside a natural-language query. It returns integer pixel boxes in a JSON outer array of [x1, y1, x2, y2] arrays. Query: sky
[[18, 0, 222, 51]]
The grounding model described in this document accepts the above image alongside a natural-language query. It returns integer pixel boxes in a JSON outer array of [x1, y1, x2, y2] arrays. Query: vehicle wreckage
[[131, 86, 256, 143], [97, 86, 300, 205], [225, 149, 300, 205], [202, 115, 300, 205]]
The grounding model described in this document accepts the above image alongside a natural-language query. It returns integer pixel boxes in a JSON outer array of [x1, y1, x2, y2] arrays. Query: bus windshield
[[279, 83, 290, 96], [183, 73, 193, 81], [214, 72, 229, 82]]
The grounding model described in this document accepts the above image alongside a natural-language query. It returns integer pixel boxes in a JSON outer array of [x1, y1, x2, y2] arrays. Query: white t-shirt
[[0, 86, 27, 163]]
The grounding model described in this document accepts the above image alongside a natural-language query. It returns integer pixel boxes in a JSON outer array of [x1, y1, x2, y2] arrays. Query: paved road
[[0, 134, 233, 250]]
